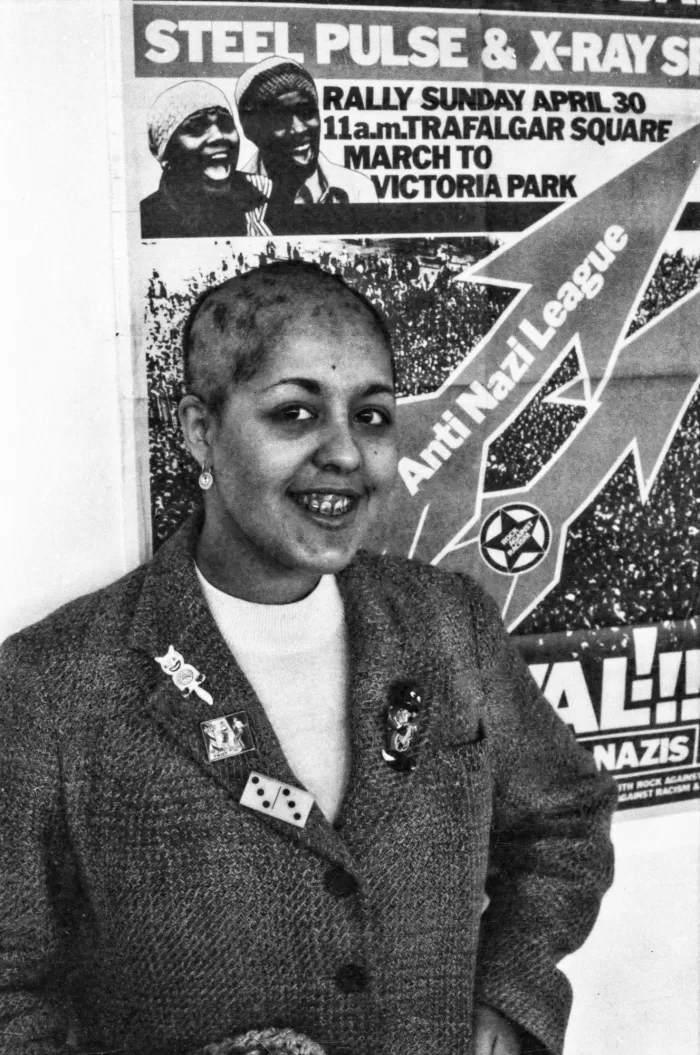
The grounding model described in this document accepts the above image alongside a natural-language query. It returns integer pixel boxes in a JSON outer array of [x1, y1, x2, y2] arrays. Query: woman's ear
[[178, 394, 215, 468]]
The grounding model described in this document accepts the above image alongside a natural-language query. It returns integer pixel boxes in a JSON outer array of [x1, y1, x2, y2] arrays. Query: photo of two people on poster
[[140, 56, 377, 238]]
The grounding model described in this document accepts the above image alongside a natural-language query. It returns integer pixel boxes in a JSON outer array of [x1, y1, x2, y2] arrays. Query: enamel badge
[[383, 684, 422, 772], [200, 711, 255, 763], [155, 645, 214, 705]]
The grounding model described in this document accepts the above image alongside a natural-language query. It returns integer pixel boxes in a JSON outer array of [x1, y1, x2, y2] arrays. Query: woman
[[141, 81, 272, 239], [0, 263, 616, 1055]]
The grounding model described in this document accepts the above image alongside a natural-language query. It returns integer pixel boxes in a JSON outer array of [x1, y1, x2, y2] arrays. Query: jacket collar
[[126, 516, 439, 865]]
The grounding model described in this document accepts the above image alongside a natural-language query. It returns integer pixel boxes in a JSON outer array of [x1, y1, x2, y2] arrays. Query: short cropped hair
[[182, 261, 393, 414]]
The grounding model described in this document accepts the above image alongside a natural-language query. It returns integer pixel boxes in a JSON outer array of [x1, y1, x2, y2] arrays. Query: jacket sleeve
[[0, 635, 71, 1054], [467, 585, 617, 1055]]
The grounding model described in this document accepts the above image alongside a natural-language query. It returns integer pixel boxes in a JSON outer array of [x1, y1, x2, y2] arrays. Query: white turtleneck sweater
[[195, 567, 350, 822]]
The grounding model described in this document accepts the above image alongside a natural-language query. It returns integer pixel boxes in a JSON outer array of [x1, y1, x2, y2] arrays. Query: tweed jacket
[[0, 518, 616, 1055]]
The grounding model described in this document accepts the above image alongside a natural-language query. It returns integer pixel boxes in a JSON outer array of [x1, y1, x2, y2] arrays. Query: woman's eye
[[180, 116, 208, 136], [279, 405, 314, 422], [356, 407, 392, 427]]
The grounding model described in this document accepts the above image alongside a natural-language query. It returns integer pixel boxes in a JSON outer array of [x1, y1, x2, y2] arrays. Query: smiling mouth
[[202, 151, 232, 180], [288, 142, 313, 163], [293, 492, 357, 517]]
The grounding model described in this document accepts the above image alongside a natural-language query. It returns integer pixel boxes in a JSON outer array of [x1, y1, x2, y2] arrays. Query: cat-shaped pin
[[155, 646, 214, 705]]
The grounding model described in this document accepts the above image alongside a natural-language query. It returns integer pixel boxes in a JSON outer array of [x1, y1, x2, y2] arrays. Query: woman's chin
[[296, 545, 359, 577], [288, 532, 367, 577], [284, 500, 371, 572]]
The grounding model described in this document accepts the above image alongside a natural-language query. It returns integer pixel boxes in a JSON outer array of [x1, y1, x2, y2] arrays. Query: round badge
[[479, 503, 551, 575]]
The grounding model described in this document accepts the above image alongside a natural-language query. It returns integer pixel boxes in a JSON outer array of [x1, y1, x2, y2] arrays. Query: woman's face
[[167, 107, 240, 191], [198, 305, 397, 600], [255, 91, 321, 179]]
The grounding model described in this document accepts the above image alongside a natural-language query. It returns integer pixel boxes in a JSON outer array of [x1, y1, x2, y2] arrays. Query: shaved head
[[183, 261, 392, 413]]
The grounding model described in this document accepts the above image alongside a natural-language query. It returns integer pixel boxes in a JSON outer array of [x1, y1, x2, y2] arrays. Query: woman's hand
[[474, 1003, 523, 1055], [197, 1027, 326, 1055]]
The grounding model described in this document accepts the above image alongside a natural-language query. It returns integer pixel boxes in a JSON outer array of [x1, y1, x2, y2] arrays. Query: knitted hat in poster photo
[[147, 81, 233, 162], [234, 57, 318, 114]]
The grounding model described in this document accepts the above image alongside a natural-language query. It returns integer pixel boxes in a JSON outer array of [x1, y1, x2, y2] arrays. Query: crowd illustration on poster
[[124, 0, 700, 809]]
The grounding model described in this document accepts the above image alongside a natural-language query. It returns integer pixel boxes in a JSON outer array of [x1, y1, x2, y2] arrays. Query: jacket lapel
[[335, 555, 441, 856], [126, 519, 353, 866]]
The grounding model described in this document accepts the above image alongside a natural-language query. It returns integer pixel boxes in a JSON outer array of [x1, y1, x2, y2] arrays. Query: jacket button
[[335, 963, 367, 993], [325, 866, 358, 899]]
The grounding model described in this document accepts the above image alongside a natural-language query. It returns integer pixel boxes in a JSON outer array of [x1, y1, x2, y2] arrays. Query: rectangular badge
[[239, 771, 315, 829], [200, 711, 255, 763]]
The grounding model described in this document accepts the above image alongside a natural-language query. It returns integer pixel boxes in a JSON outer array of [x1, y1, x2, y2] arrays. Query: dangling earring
[[198, 465, 213, 491]]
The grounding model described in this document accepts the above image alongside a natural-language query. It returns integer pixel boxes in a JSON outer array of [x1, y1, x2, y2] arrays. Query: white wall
[[1, 3, 698, 1053], [563, 804, 700, 1055], [2, 0, 132, 642]]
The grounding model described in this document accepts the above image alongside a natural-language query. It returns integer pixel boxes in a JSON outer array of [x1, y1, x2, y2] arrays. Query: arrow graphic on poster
[[438, 288, 700, 628], [376, 122, 700, 591]]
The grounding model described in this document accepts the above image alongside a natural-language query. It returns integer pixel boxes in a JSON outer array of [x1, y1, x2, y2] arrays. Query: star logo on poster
[[479, 503, 551, 575]]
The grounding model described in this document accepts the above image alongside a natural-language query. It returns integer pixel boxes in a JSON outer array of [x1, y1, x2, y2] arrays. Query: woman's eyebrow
[[362, 382, 395, 398], [263, 377, 321, 393], [262, 379, 395, 398]]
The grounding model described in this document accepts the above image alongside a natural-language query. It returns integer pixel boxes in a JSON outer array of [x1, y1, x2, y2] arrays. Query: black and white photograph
[[3, 2, 700, 1054]]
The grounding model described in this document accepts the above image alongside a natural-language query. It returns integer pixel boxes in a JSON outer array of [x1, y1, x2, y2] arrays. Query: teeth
[[297, 493, 353, 516]]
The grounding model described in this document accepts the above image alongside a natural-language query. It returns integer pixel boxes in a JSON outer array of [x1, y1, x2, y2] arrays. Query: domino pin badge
[[239, 771, 315, 829]]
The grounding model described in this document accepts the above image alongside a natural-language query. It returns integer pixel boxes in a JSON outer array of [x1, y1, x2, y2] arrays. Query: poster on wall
[[121, 0, 700, 811]]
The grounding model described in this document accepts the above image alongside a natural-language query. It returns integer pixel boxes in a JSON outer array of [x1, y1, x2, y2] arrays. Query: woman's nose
[[314, 421, 362, 473], [290, 114, 306, 135]]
